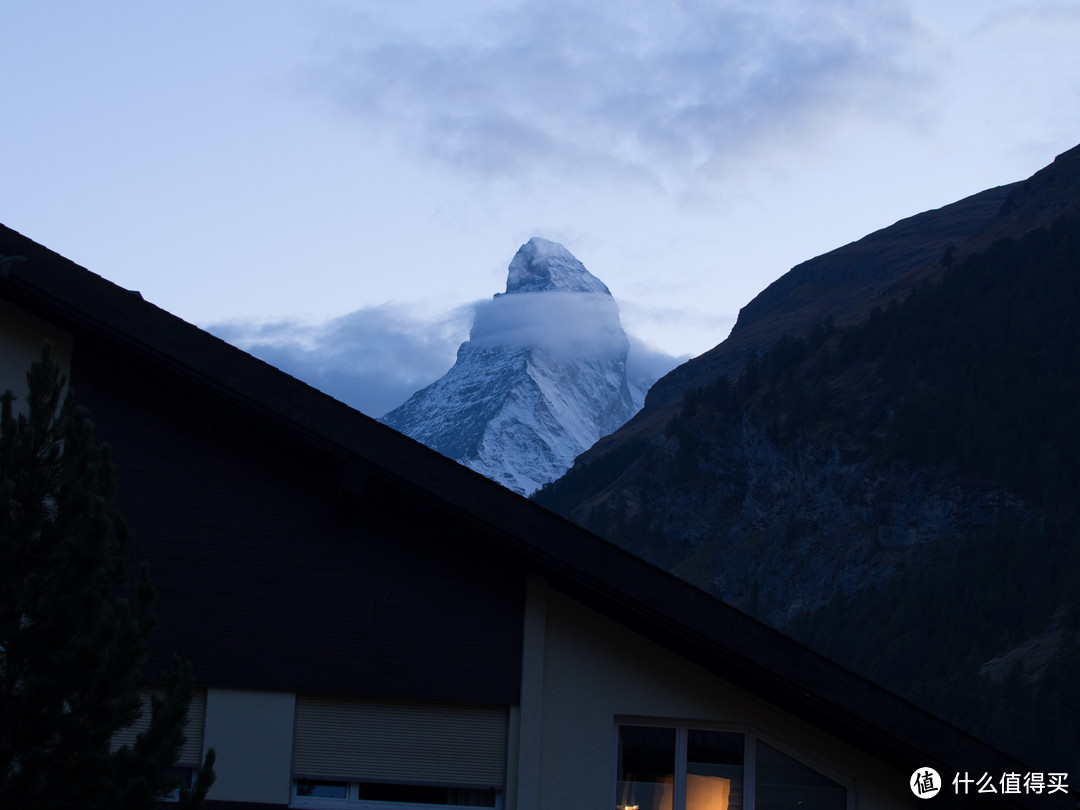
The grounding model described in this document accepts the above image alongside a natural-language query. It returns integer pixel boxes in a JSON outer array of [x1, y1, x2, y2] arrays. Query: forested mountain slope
[[581, 143, 1080, 458], [535, 144, 1080, 773]]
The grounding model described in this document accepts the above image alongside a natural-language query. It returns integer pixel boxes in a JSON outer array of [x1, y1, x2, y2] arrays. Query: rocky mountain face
[[542, 144, 1080, 621], [543, 410, 1030, 628], [382, 237, 645, 495], [536, 144, 1080, 771]]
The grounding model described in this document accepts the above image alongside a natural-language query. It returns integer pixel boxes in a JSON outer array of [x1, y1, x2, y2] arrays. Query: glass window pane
[[686, 730, 743, 810], [617, 725, 676, 810], [354, 782, 498, 806], [755, 742, 846, 810], [295, 779, 348, 799]]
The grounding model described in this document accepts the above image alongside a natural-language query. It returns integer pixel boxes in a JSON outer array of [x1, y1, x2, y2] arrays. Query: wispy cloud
[[627, 334, 690, 397], [209, 303, 472, 418], [302, 0, 932, 189], [210, 293, 685, 418]]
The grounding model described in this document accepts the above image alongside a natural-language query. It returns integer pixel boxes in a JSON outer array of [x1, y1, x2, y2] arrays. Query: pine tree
[[0, 344, 215, 809]]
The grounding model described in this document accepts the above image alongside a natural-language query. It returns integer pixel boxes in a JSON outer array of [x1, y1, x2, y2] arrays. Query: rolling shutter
[[111, 687, 207, 767], [293, 695, 508, 788]]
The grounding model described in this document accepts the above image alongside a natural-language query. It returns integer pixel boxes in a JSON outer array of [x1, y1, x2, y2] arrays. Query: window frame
[[289, 779, 504, 810], [613, 718, 856, 810]]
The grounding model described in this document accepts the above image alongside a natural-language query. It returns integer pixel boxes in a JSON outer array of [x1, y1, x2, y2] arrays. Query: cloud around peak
[[210, 293, 684, 420], [208, 303, 472, 419]]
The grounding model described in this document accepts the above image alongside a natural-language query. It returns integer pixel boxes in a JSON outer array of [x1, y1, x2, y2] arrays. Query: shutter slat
[[294, 695, 507, 787], [111, 688, 207, 766]]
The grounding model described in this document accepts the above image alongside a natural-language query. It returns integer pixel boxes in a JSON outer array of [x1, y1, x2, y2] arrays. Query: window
[[615, 724, 849, 810], [290, 695, 508, 810], [755, 741, 847, 810], [291, 779, 501, 809]]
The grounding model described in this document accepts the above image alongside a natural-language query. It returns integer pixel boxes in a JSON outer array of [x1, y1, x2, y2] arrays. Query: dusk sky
[[4, 1, 1079, 416]]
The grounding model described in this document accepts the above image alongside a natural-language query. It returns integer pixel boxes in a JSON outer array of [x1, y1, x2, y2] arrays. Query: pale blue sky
[[3, 1, 1079, 415]]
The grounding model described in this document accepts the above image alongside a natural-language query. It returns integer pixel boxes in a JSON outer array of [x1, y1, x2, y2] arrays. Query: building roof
[[0, 223, 1068, 809]]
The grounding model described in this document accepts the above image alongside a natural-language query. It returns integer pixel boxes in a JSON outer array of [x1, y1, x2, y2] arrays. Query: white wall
[[512, 576, 914, 810], [202, 688, 296, 805], [0, 299, 72, 408]]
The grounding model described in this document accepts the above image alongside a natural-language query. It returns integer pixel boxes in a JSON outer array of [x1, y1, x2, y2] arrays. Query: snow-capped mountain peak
[[504, 237, 611, 295], [381, 238, 648, 496]]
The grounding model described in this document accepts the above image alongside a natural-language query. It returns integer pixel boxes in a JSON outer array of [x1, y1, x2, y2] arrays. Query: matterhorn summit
[[381, 237, 645, 495]]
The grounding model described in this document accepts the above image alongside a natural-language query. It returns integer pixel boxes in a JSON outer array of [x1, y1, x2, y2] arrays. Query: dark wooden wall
[[70, 336, 524, 706]]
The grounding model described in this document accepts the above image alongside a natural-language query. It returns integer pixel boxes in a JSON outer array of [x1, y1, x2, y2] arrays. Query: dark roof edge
[[0, 224, 1066, 809]]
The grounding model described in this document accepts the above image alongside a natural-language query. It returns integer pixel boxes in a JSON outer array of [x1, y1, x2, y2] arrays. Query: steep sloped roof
[[0, 223, 1067, 809]]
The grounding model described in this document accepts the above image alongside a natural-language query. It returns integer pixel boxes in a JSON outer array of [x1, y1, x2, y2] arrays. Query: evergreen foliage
[[719, 214, 1080, 508], [0, 345, 215, 809], [768, 218, 1080, 772], [787, 512, 1080, 774], [748, 217, 1080, 771]]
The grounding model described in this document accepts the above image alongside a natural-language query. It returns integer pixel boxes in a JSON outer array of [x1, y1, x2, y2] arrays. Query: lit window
[[615, 724, 847, 810]]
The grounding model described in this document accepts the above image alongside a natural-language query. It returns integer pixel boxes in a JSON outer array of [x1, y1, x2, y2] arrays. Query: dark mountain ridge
[[535, 143, 1080, 772], [649, 184, 1013, 404], [586, 143, 1080, 464]]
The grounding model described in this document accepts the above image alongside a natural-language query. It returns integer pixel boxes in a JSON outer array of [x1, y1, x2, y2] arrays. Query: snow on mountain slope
[[381, 237, 644, 495]]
